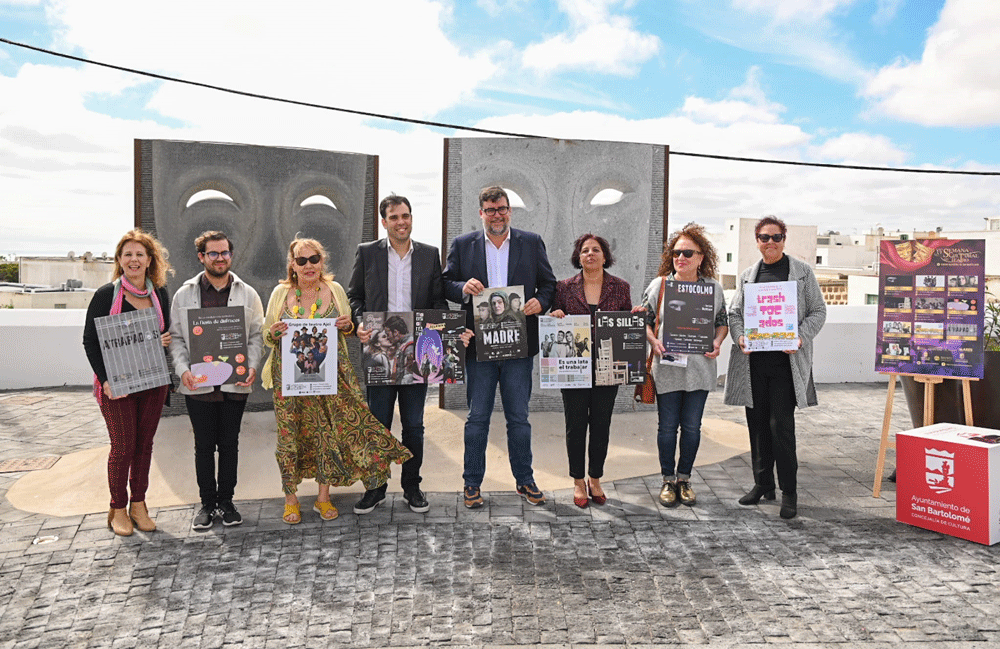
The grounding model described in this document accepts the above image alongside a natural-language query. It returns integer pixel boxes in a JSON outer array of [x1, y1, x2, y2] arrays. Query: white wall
[[19, 257, 114, 289], [0, 309, 93, 390]]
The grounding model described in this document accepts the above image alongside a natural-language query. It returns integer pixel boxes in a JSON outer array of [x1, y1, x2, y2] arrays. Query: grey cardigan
[[723, 256, 827, 409]]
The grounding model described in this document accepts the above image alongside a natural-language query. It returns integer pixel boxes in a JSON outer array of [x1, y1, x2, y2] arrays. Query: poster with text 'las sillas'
[[187, 306, 249, 387], [593, 311, 647, 386], [95, 309, 170, 398], [538, 315, 592, 388], [876, 239, 985, 379], [743, 281, 798, 351], [281, 318, 337, 396]]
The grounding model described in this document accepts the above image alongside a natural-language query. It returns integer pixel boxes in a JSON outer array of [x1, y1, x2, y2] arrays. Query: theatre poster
[[660, 280, 716, 354], [186, 306, 249, 388], [593, 311, 647, 386], [875, 239, 985, 379], [474, 285, 528, 362], [95, 309, 171, 398], [538, 315, 592, 389], [280, 318, 337, 396], [413, 310, 467, 385], [743, 281, 799, 352]]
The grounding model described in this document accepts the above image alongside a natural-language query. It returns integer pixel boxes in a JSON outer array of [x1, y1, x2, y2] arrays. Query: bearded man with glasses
[[169, 230, 264, 530]]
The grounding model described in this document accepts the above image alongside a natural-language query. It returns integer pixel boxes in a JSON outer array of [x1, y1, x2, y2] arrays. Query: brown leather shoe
[[677, 480, 696, 506], [659, 480, 678, 507], [129, 501, 156, 532], [108, 507, 133, 536]]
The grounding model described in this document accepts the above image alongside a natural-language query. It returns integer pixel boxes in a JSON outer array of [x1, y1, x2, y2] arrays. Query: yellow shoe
[[129, 501, 156, 532], [282, 502, 301, 524], [313, 501, 339, 521]]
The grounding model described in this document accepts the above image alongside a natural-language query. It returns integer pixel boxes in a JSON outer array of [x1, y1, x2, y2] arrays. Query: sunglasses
[[294, 254, 322, 266], [671, 249, 700, 258], [756, 233, 785, 243]]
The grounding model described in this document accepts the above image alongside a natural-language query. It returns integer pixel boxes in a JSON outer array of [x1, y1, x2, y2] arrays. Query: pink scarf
[[92, 277, 166, 404]]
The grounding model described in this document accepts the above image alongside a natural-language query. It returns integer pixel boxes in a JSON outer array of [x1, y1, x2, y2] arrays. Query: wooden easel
[[872, 372, 976, 497]]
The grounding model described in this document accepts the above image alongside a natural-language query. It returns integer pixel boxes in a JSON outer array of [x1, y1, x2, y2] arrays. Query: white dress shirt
[[484, 229, 510, 288], [387, 242, 413, 312]]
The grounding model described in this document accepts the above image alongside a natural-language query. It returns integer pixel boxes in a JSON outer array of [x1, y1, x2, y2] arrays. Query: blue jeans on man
[[655, 389, 709, 479], [463, 355, 534, 487], [366, 384, 427, 491]]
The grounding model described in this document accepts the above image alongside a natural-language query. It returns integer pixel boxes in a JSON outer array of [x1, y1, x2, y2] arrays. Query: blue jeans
[[463, 355, 534, 487], [366, 384, 428, 491], [656, 389, 709, 479]]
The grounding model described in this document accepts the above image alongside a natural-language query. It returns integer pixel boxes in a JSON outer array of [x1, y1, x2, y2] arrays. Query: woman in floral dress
[[261, 238, 411, 523]]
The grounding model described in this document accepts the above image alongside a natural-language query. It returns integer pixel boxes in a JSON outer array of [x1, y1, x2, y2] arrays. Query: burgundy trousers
[[99, 385, 169, 509]]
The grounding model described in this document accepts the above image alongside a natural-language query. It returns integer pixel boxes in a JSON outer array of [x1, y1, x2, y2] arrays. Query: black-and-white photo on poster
[[660, 281, 715, 354], [187, 306, 248, 387], [413, 310, 467, 384], [95, 309, 170, 398], [593, 311, 647, 386], [361, 311, 416, 386], [474, 285, 529, 362]]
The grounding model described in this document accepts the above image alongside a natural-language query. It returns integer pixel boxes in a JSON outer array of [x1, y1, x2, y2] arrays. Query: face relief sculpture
[[141, 139, 374, 305]]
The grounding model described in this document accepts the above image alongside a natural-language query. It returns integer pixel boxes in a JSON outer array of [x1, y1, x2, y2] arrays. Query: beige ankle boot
[[108, 507, 134, 536], [129, 501, 156, 532]]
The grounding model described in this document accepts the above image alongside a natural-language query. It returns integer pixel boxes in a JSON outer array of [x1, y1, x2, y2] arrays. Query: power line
[[3, 36, 999, 177]]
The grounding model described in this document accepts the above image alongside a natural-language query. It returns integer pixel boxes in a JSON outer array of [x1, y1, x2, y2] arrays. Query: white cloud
[[864, 0, 1000, 127], [731, 0, 855, 23], [682, 67, 786, 124], [872, 0, 903, 27], [809, 132, 910, 165], [522, 0, 660, 75]]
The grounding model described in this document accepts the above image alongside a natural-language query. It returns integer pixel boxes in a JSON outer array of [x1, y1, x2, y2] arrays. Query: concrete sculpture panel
[[135, 139, 378, 410], [442, 137, 668, 412]]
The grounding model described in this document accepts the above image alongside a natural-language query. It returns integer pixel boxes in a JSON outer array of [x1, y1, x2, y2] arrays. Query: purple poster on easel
[[875, 239, 985, 379]]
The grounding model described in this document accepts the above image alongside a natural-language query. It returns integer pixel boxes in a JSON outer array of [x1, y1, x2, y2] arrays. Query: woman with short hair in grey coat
[[724, 216, 827, 519]]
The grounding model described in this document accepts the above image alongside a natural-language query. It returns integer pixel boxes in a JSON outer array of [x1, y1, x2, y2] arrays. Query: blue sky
[[1, 0, 998, 256]]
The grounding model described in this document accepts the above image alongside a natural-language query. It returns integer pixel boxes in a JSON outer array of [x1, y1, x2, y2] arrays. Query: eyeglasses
[[294, 254, 322, 266], [671, 249, 701, 258], [757, 233, 785, 243], [482, 206, 510, 216], [203, 250, 232, 260]]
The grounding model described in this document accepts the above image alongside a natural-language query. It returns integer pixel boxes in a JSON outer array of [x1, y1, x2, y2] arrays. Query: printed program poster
[[281, 318, 337, 396], [187, 306, 248, 387], [413, 310, 467, 385], [876, 239, 985, 378], [474, 285, 529, 362], [744, 281, 798, 351], [593, 311, 646, 386], [94, 309, 170, 398], [361, 311, 416, 386], [539, 315, 592, 388], [660, 281, 716, 354]]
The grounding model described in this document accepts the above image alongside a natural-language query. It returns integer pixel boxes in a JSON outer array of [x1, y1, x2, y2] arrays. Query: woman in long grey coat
[[724, 216, 827, 519]]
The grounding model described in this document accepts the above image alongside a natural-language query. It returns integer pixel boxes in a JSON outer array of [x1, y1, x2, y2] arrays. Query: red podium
[[896, 423, 1000, 545]]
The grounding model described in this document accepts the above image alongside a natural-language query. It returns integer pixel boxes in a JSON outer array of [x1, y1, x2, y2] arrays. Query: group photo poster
[[538, 315, 592, 389], [186, 306, 249, 388], [660, 280, 716, 354], [361, 311, 415, 386], [280, 318, 337, 396], [474, 285, 529, 362], [876, 239, 986, 378], [94, 309, 171, 398], [593, 311, 647, 386], [413, 309, 467, 385], [743, 281, 799, 351]]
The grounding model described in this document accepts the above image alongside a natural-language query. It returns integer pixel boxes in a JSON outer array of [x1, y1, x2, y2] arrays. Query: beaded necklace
[[295, 283, 323, 318]]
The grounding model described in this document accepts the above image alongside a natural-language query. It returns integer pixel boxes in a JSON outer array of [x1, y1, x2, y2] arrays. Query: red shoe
[[588, 481, 607, 505], [573, 493, 589, 508]]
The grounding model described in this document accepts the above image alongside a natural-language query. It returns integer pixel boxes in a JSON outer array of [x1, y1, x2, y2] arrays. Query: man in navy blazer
[[443, 185, 556, 508], [347, 194, 447, 514]]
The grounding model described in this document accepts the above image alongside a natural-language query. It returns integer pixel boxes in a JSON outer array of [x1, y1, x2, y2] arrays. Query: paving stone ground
[[1, 384, 999, 648]]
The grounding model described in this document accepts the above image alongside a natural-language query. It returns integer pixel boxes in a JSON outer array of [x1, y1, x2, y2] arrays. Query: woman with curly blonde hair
[[82, 229, 174, 536]]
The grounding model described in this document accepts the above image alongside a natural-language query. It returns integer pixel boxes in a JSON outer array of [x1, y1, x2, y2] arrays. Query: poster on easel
[[875, 239, 986, 379]]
